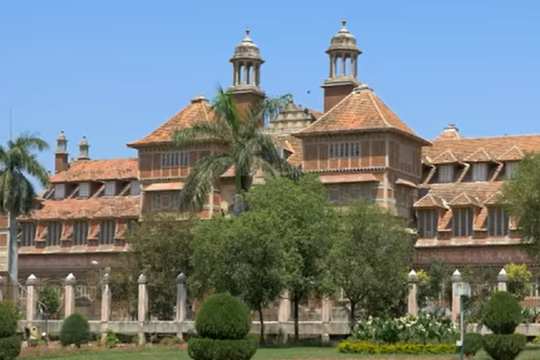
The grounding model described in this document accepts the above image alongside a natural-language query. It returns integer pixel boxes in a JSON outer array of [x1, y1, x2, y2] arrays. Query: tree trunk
[[258, 305, 265, 345], [349, 301, 357, 333], [293, 294, 300, 342], [7, 211, 18, 302]]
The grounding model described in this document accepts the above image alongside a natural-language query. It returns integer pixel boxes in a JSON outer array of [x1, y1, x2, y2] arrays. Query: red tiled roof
[[424, 134, 540, 164], [19, 196, 140, 221], [143, 182, 184, 191], [50, 158, 138, 183], [128, 98, 215, 147], [414, 193, 447, 208], [273, 134, 303, 167], [448, 192, 483, 207], [423, 182, 503, 207], [297, 86, 429, 144]]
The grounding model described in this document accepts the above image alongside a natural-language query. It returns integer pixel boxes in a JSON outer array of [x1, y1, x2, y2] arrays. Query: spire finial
[[341, 19, 347, 27], [246, 28, 250, 36]]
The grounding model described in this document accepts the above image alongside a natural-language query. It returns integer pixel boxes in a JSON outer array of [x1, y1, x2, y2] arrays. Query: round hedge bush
[[195, 293, 250, 340], [482, 292, 522, 335], [0, 335, 22, 360], [482, 334, 526, 360], [463, 333, 483, 357], [0, 302, 18, 338], [188, 337, 257, 360], [60, 313, 90, 347]]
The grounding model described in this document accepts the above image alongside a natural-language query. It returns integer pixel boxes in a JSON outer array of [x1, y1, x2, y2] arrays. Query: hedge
[[483, 334, 527, 360], [0, 302, 18, 338], [195, 293, 251, 340], [188, 337, 257, 360], [0, 335, 22, 360], [60, 313, 90, 347], [338, 340, 457, 354]]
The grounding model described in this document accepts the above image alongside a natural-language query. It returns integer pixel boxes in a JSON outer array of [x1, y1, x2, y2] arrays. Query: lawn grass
[[19, 345, 540, 360]]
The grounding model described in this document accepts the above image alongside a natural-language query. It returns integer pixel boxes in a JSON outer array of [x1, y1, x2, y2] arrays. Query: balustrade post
[[451, 269, 462, 324], [26, 274, 39, 326], [64, 273, 76, 318], [407, 270, 419, 316], [176, 273, 187, 340], [497, 268, 508, 292], [100, 272, 111, 342], [137, 274, 148, 346]]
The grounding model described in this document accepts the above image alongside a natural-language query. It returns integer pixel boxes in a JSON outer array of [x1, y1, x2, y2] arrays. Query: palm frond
[[180, 153, 233, 209], [13, 133, 49, 152], [174, 120, 231, 147], [212, 87, 241, 136]]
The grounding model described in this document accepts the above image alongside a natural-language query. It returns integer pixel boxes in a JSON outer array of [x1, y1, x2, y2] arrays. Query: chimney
[[55, 131, 69, 174], [78, 136, 90, 160]]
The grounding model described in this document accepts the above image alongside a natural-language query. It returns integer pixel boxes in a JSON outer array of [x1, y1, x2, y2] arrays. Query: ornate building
[[3, 21, 538, 302]]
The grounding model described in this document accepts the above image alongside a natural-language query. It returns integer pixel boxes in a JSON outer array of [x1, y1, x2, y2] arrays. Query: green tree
[[125, 215, 193, 319], [327, 201, 413, 329], [39, 286, 61, 319], [505, 263, 532, 300], [502, 154, 540, 258], [0, 134, 49, 296], [174, 88, 298, 210], [191, 208, 286, 342], [245, 175, 336, 341]]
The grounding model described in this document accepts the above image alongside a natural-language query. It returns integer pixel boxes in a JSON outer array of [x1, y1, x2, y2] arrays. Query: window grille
[[79, 182, 90, 198], [472, 163, 488, 181], [452, 208, 473, 237], [488, 207, 509, 237], [54, 184, 66, 199], [21, 223, 36, 247], [417, 210, 438, 238], [73, 221, 89, 245], [99, 220, 116, 245], [438, 165, 454, 183], [46, 222, 62, 246]]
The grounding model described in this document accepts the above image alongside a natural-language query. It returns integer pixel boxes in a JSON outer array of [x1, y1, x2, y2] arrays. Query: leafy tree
[[125, 215, 193, 319], [245, 175, 336, 341], [505, 263, 532, 300], [174, 88, 298, 210], [191, 208, 286, 342], [39, 286, 61, 319], [327, 201, 413, 329], [0, 134, 48, 296], [417, 261, 450, 309], [502, 154, 540, 258]]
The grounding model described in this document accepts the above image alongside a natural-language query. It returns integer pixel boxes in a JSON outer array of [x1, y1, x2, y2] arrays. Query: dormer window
[[452, 207, 473, 237], [417, 209, 438, 238], [104, 181, 117, 196], [472, 163, 488, 182], [505, 162, 518, 179], [54, 184, 66, 200], [79, 182, 90, 198], [488, 207, 509, 237], [438, 165, 454, 183]]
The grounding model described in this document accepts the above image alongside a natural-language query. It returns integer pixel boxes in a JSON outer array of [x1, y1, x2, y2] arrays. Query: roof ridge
[[367, 90, 391, 128], [297, 91, 354, 134]]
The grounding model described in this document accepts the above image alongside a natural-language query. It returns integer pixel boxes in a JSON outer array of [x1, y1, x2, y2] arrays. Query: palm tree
[[0, 134, 49, 297], [174, 88, 300, 211]]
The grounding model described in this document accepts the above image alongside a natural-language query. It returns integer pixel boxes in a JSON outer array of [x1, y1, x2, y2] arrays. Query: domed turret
[[230, 29, 264, 90]]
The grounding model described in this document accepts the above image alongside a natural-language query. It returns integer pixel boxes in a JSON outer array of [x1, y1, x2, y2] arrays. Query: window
[[452, 208, 473, 237], [54, 184, 66, 199], [46, 222, 62, 246], [472, 163, 488, 181], [438, 165, 454, 183], [73, 221, 88, 245], [104, 181, 116, 196], [130, 180, 140, 196], [417, 210, 438, 238], [488, 207, 509, 237], [328, 142, 360, 159], [505, 162, 518, 179], [161, 151, 190, 168], [99, 220, 116, 245], [327, 183, 376, 204], [79, 182, 90, 198], [150, 191, 181, 211], [21, 223, 36, 247]]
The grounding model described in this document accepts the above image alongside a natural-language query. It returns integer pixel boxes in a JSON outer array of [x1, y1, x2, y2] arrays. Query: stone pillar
[[0, 275, 4, 302], [100, 272, 112, 342], [407, 270, 419, 317], [64, 273, 76, 318], [26, 274, 39, 325], [278, 291, 291, 343], [137, 274, 148, 346], [352, 55, 358, 78], [321, 296, 332, 343], [497, 268, 508, 292], [451, 269, 462, 324], [176, 273, 187, 340]]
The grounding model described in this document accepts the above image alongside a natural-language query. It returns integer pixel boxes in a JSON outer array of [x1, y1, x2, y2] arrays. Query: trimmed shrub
[[0, 335, 22, 360], [0, 302, 18, 338], [104, 331, 120, 348], [188, 337, 257, 360], [482, 292, 522, 334], [482, 334, 527, 360], [60, 313, 90, 347], [337, 340, 457, 354], [195, 293, 250, 340], [463, 333, 483, 356]]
